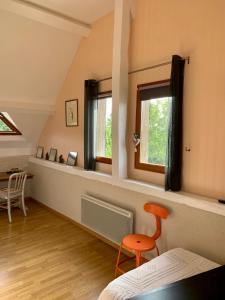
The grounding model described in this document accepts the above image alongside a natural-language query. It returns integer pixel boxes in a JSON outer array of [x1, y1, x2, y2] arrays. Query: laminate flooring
[[0, 200, 121, 300]]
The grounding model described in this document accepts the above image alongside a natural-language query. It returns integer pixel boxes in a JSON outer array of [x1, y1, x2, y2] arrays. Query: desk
[[0, 172, 33, 182]]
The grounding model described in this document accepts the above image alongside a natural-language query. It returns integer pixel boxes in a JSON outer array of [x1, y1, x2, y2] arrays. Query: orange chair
[[115, 203, 169, 277]]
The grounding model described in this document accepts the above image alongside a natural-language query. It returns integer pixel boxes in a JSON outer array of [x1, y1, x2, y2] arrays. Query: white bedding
[[98, 248, 219, 300]]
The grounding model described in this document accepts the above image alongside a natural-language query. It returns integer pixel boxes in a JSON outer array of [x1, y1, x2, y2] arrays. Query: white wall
[[0, 155, 29, 172], [29, 160, 225, 265]]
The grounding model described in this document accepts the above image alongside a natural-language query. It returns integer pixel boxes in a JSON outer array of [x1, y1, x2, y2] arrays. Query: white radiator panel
[[81, 194, 133, 244]]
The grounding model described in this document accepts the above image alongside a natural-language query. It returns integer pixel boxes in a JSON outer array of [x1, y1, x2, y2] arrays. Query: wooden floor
[[0, 200, 119, 300]]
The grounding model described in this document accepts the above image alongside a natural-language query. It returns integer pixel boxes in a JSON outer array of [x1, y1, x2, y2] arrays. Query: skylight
[[0, 113, 21, 135]]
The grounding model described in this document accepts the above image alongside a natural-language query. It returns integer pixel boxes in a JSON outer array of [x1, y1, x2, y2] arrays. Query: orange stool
[[115, 203, 169, 277]]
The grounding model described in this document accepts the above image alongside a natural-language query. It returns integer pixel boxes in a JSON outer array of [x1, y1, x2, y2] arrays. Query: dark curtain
[[84, 79, 98, 170], [165, 55, 185, 191]]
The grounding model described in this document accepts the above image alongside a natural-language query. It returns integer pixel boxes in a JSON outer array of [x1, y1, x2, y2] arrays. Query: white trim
[[0, 0, 91, 37], [29, 157, 225, 217], [112, 0, 132, 179], [29, 157, 112, 184]]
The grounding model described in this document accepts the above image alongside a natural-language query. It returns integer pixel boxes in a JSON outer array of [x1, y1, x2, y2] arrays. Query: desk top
[[0, 172, 33, 182]]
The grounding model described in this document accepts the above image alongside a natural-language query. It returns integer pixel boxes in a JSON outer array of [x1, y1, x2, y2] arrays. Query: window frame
[[135, 79, 170, 174], [0, 113, 22, 136], [95, 91, 112, 165]]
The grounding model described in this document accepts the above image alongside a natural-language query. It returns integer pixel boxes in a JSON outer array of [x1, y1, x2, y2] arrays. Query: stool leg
[[135, 251, 142, 267], [115, 244, 123, 277]]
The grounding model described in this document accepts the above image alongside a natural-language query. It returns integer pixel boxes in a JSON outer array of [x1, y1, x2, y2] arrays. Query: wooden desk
[[0, 172, 33, 182]]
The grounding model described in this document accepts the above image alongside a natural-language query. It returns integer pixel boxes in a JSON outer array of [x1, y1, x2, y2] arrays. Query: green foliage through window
[[140, 97, 170, 165], [105, 115, 112, 158], [0, 112, 21, 135], [95, 97, 112, 159], [0, 119, 12, 132]]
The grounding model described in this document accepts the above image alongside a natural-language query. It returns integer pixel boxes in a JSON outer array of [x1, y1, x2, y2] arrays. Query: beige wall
[[39, 13, 113, 173], [39, 0, 225, 199], [127, 0, 225, 197]]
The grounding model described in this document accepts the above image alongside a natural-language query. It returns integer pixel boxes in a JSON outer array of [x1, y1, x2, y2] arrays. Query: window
[[0, 112, 21, 135], [135, 80, 171, 173], [95, 91, 112, 164]]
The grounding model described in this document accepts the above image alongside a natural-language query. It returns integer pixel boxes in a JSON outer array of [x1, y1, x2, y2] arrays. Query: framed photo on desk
[[49, 148, 57, 162], [36, 146, 44, 159], [66, 152, 78, 166]]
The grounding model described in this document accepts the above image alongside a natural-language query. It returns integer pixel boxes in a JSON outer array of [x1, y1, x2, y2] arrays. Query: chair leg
[[21, 192, 27, 217], [156, 244, 159, 256], [7, 199, 12, 223], [135, 251, 142, 267], [115, 244, 123, 277]]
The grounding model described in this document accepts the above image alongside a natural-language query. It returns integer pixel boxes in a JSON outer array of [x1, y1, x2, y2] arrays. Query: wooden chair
[[0, 172, 27, 223], [115, 203, 169, 277]]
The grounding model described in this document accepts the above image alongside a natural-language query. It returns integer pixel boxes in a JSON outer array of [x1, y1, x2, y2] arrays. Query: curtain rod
[[98, 56, 190, 83]]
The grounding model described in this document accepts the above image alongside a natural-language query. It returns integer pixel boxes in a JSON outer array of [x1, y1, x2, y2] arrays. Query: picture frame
[[49, 148, 57, 162], [66, 152, 78, 166], [65, 99, 78, 127], [36, 146, 44, 159]]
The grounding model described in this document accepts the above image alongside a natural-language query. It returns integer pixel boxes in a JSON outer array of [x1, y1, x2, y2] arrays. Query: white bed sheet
[[98, 248, 219, 300]]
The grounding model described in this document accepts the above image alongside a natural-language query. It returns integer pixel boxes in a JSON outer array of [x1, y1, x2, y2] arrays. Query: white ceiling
[[0, 9, 80, 106], [29, 0, 115, 24], [0, 8, 80, 153], [0, 110, 49, 154], [0, 0, 115, 155]]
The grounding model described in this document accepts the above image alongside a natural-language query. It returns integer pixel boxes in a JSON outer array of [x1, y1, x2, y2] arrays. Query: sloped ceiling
[[29, 0, 115, 23], [0, 0, 114, 156], [0, 110, 49, 156], [0, 9, 81, 107]]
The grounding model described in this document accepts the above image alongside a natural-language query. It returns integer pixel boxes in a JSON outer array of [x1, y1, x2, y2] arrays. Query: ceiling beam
[[0, 100, 55, 115], [0, 0, 91, 37]]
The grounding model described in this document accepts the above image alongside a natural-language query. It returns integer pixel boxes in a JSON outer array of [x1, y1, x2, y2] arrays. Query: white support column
[[112, 0, 132, 180]]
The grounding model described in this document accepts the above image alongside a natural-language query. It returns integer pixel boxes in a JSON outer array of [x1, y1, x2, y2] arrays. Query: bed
[[98, 248, 219, 300]]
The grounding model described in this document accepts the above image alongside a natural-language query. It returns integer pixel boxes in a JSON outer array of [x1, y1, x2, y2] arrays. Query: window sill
[[29, 157, 112, 183], [135, 161, 165, 174], [29, 157, 225, 217], [96, 156, 112, 164]]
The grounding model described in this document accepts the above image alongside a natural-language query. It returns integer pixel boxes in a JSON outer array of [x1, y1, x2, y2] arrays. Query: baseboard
[[28, 197, 132, 256]]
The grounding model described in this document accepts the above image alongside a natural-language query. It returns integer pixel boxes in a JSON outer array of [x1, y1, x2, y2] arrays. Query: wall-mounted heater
[[81, 194, 133, 245]]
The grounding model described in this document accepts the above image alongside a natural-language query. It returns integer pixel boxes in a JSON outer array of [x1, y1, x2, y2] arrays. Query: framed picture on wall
[[65, 99, 78, 127], [49, 148, 57, 162], [66, 152, 78, 166], [36, 146, 44, 159]]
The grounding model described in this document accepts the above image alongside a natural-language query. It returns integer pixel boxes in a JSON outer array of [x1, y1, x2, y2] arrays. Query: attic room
[[0, 0, 225, 299]]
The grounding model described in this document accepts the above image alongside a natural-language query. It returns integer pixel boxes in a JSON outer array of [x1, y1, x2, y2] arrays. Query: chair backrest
[[8, 172, 27, 196], [144, 203, 169, 241], [144, 203, 169, 219]]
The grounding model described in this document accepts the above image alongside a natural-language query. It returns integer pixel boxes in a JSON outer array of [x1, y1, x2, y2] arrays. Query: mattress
[[98, 248, 219, 300]]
